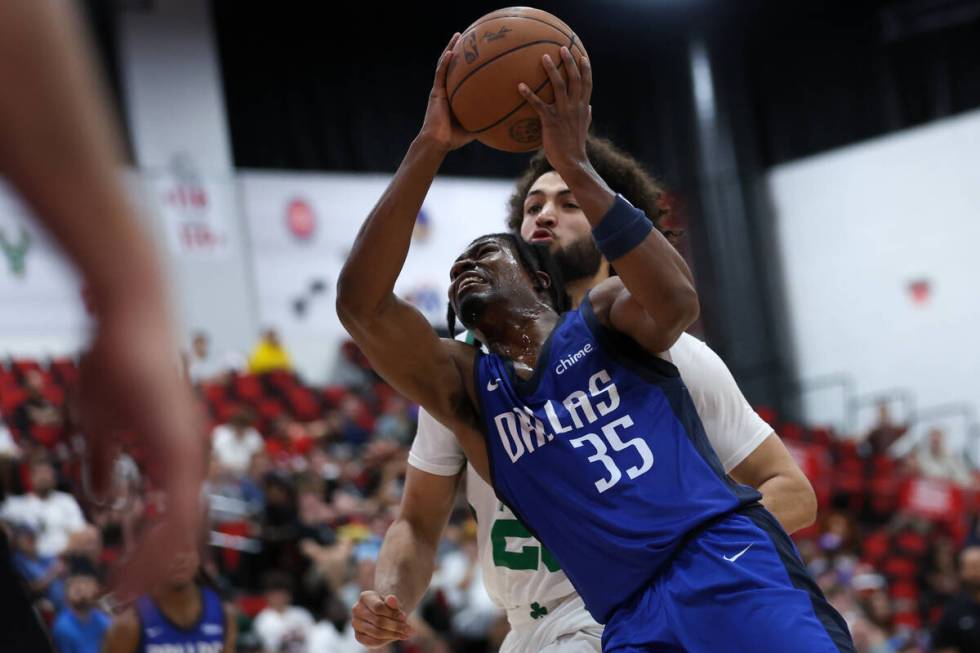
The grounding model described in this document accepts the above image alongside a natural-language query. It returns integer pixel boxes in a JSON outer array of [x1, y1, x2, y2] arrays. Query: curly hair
[[506, 135, 674, 238]]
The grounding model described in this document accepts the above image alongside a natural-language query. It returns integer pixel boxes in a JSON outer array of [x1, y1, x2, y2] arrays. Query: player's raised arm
[[519, 48, 699, 353], [336, 33, 478, 438]]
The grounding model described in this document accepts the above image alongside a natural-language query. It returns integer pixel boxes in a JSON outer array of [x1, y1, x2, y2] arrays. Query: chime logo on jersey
[[555, 342, 593, 375], [492, 368, 620, 463]]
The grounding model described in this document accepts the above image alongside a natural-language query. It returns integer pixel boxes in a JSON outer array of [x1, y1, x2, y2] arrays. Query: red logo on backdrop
[[286, 199, 316, 240], [907, 279, 931, 305]]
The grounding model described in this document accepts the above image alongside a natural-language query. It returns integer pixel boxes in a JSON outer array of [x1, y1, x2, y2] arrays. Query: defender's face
[[519, 172, 591, 252], [448, 237, 534, 328]]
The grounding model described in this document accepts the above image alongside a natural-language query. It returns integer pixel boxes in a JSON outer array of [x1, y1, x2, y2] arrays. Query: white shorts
[[500, 594, 603, 653]]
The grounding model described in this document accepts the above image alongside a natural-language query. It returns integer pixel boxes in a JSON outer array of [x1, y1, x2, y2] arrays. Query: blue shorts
[[602, 506, 855, 653]]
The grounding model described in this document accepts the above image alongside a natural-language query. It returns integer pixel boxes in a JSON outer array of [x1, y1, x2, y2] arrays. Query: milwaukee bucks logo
[[0, 225, 31, 277]]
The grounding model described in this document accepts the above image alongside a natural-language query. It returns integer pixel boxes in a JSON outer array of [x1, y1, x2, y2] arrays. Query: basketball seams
[[460, 12, 575, 43], [448, 37, 566, 105], [453, 33, 582, 135], [447, 16, 573, 99]]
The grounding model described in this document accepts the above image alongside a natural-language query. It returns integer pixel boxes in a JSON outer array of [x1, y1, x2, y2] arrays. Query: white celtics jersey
[[408, 332, 773, 614], [465, 460, 576, 609]]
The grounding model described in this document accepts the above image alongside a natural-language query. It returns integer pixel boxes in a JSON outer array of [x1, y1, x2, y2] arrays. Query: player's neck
[[154, 583, 201, 624], [567, 263, 611, 309], [480, 306, 559, 376], [70, 605, 94, 620]]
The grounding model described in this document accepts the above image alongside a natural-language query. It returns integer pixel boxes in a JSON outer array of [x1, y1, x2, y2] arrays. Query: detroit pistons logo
[[510, 118, 541, 144], [286, 198, 316, 241]]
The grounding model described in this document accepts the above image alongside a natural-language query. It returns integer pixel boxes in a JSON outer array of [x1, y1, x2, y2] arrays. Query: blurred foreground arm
[[0, 0, 204, 594]]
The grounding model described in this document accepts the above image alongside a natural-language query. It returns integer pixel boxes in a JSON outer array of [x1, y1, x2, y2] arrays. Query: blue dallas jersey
[[474, 294, 761, 624], [136, 586, 225, 653]]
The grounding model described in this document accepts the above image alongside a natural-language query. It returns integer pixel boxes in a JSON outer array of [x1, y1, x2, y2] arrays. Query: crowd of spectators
[[1, 332, 979, 652]]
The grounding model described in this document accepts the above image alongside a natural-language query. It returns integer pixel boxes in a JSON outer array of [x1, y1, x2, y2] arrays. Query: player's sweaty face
[[449, 237, 529, 320], [520, 171, 591, 251]]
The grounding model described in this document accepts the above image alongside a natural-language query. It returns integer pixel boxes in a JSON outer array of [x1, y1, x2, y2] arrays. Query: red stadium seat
[[265, 370, 299, 392], [894, 531, 928, 557], [890, 580, 919, 601], [236, 594, 268, 619], [11, 358, 44, 378], [882, 555, 918, 579], [202, 383, 227, 405], [41, 385, 65, 406], [893, 611, 921, 630], [285, 387, 321, 421], [214, 520, 251, 572], [49, 357, 78, 385], [861, 531, 891, 565], [255, 398, 284, 422], [29, 424, 65, 449], [233, 374, 264, 403], [212, 401, 239, 423], [0, 386, 27, 417]]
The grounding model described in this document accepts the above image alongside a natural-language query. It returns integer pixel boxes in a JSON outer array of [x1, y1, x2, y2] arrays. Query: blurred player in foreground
[[0, 2, 205, 650], [103, 538, 236, 653]]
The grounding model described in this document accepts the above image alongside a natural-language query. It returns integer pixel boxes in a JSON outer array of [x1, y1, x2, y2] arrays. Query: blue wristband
[[591, 194, 654, 261]]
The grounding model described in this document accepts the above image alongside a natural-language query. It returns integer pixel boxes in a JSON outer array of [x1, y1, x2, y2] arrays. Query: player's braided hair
[[446, 233, 570, 337], [506, 134, 679, 243]]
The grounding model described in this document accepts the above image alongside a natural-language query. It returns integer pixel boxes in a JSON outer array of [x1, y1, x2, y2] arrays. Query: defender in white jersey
[[348, 48, 815, 649]]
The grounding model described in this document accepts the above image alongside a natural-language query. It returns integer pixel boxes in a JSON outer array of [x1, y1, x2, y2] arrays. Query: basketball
[[447, 7, 588, 152]]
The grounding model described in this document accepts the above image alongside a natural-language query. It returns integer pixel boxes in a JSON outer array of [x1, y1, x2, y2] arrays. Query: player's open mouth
[[530, 228, 554, 243], [456, 273, 487, 298]]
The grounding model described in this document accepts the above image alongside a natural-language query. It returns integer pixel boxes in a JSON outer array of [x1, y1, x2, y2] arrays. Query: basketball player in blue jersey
[[354, 134, 818, 653], [102, 539, 236, 653], [338, 34, 854, 652]]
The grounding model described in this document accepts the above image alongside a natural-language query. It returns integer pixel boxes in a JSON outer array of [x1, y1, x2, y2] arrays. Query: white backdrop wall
[[240, 172, 516, 383], [0, 181, 90, 357], [117, 0, 258, 355], [769, 109, 980, 452]]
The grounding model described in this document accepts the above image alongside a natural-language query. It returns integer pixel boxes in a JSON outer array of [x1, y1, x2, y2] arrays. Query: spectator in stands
[[0, 417, 21, 460], [922, 535, 960, 627], [248, 328, 294, 375], [10, 522, 67, 612], [0, 417, 22, 499], [329, 341, 375, 394], [187, 331, 226, 385], [915, 428, 972, 487], [265, 417, 315, 465], [51, 558, 110, 653], [932, 545, 980, 652], [437, 524, 504, 651], [307, 604, 373, 653], [373, 395, 414, 445], [211, 407, 264, 477], [11, 369, 64, 444], [252, 570, 315, 653], [863, 401, 906, 458], [1, 458, 87, 556]]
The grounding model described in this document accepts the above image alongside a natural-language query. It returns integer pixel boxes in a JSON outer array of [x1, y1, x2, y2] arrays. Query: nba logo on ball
[[286, 198, 316, 241]]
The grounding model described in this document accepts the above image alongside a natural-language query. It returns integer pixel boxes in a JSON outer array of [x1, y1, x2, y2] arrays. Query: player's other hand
[[352, 591, 414, 647], [418, 33, 476, 153], [518, 47, 592, 173]]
